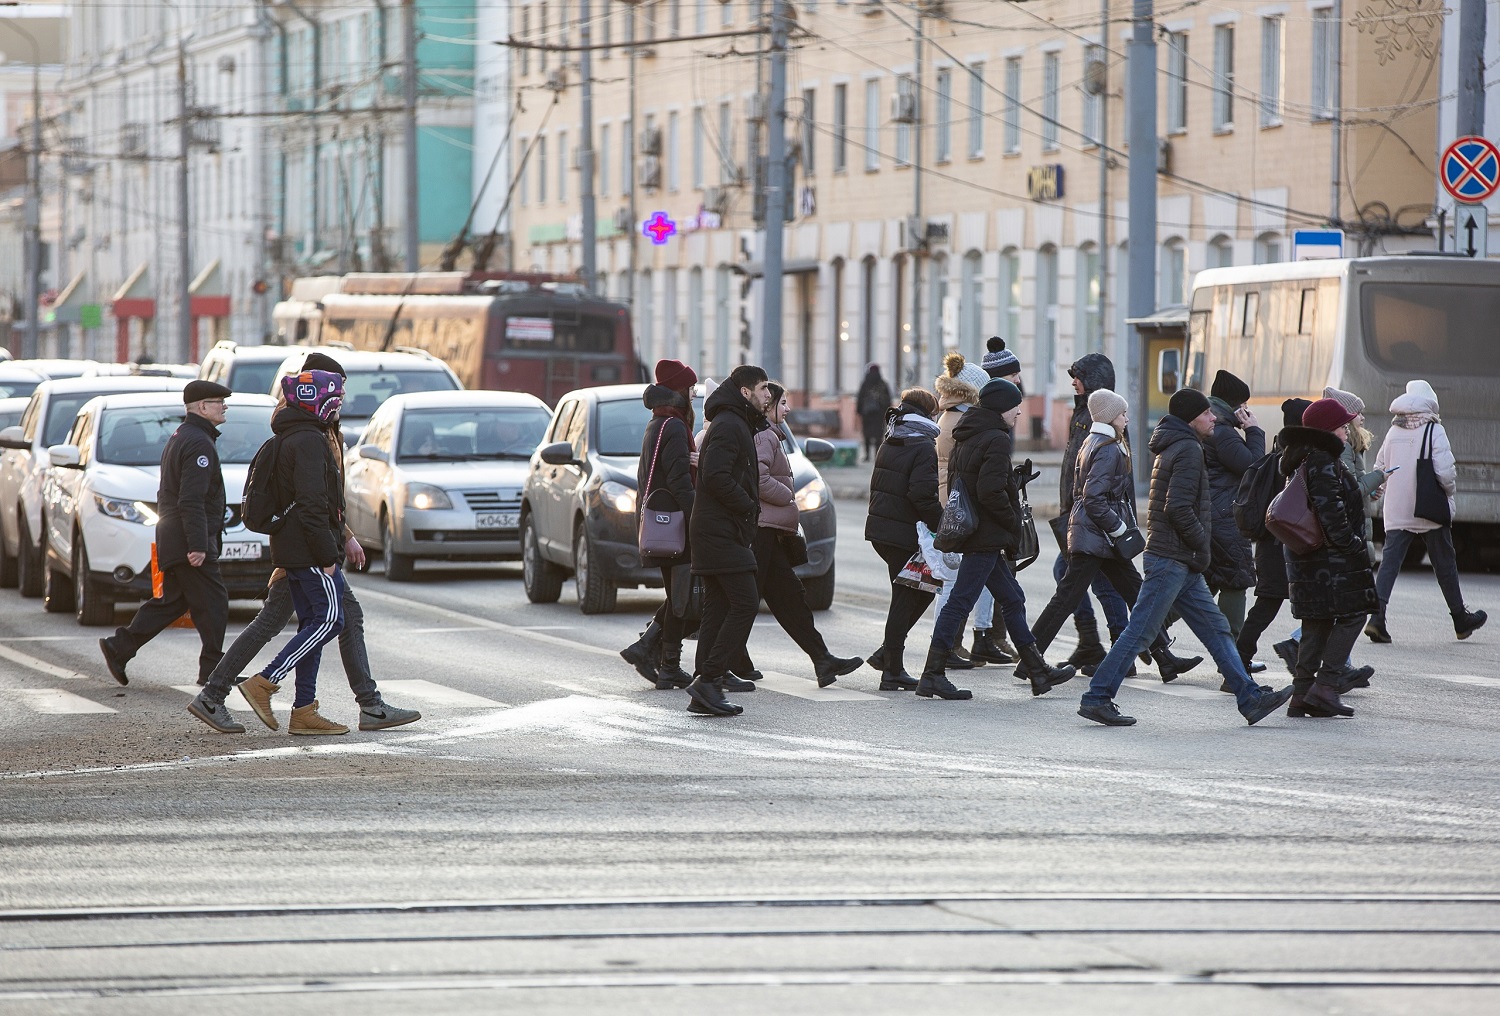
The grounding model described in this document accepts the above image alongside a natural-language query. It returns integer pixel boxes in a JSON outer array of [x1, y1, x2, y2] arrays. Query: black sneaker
[[814, 655, 864, 688], [99, 638, 129, 686], [1078, 701, 1137, 726], [719, 673, 757, 692], [1242, 685, 1295, 726], [686, 677, 741, 716], [1365, 619, 1392, 644], [1272, 639, 1300, 672]]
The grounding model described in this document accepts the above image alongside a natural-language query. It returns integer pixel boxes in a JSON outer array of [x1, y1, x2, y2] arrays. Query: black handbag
[[1111, 527, 1146, 560], [780, 529, 809, 567], [1413, 422, 1453, 527], [933, 475, 978, 552], [670, 563, 704, 624]]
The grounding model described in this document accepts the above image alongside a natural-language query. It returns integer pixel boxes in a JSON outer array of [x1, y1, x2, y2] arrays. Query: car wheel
[[803, 562, 835, 612], [0, 519, 16, 588], [521, 511, 563, 604], [74, 536, 113, 627], [573, 520, 617, 615], [381, 511, 415, 582], [43, 535, 74, 614], [17, 511, 42, 598]]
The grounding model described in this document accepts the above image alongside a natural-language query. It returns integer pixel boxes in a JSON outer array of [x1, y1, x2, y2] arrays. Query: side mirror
[[539, 441, 576, 466], [357, 445, 389, 463], [0, 425, 28, 450], [47, 445, 81, 469], [801, 437, 835, 463]]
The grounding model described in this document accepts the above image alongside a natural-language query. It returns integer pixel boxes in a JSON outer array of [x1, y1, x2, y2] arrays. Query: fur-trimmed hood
[[1278, 424, 1345, 475]]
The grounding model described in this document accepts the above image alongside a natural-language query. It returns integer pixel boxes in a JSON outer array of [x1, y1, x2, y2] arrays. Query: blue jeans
[[1082, 554, 1262, 713], [1053, 550, 1130, 633], [930, 552, 1034, 654], [264, 566, 347, 708], [934, 561, 996, 631]]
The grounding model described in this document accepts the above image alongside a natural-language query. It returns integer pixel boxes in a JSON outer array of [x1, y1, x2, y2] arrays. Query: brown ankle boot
[[237, 673, 281, 730], [289, 700, 349, 736], [1303, 683, 1354, 717]]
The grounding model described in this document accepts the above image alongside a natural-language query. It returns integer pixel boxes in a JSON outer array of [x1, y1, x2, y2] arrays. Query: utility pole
[[626, 5, 637, 314], [578, 0, 597, 294], [176, 36, 193, 362], [1126, 0, 1156, 477], [402, 0, 420, 271], [910, 9, 924, 390], [1096, 0, 1109, 361], [1329, 0, 1343, 222], [1457, 0, 1488, 138], [4, 18, 44, 358], [759, 0, 788, 379]]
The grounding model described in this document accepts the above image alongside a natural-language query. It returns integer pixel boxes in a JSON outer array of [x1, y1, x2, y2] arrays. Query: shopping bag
[[915, 524, 960, 584], [893, 551, 944, 594]]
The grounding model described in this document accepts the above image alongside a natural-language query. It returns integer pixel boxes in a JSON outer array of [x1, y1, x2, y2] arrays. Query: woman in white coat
[[1368, 380, 1487, 642]]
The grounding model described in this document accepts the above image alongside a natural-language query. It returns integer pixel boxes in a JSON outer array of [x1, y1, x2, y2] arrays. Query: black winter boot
[[969, 628, 1017, 664], [686, 676, 743, 716], [1067, 619, 1107, 670], [916, 647, 972, 700], [654, 639, 693, 689], [815, 654, 865, 688], [1151, 637, 1203, 684], [867, 645, 886, 671], [879, 646, 918, 691], [1365, 608, 1392, 643], [1303, 682, 1354, 717], [620, 621, 664, 685], [1016, 643, 1076, 697], [1454, 608, 1488, 640], [944, 623, 981, 669]]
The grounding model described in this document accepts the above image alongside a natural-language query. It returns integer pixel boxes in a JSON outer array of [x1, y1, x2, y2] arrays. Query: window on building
[[833, 83, 848, 172], [1311, 7, 1336, 119], [960, 251, 984, 358], [1003, 58, 1021, 154], [1036, 247, 1059, 394], [691, 108, 705, 188], [1166, 31, 1187, 133], [670, 0, 681, 37], [718, 101, 735, 183], [667, 111, 680, 191], [1255, 232, 1283, 264], [520, 7, 530, 76], [859, 256, 877, 366], [1213, 24, 1234, 131], [519, 137, 530, 205], [539, 3, 548, 73], [722, 0, 733, 28], [557, 129, 568, 202], [1082, 45, 1102, 146], [538, 134, 548, 203], [829, 258, 846, 397], [1160, 239, 1186, 305], [1078, 244, 1101, 352], [622, 117, 633, 193], [895, 75, 913, 166], [999, 248, 1021, 347], [801, 88, 816, 176], [696, 0, 708, 34], [1042, 52, 1060, 150], [599, 125, 611, 196], [967, 62, 984, 158], [1209, 234, 1233, 268], [864, 79, 880, 171], [688, 267, 704, 365], [601, 4, 611, 58], [1261, 16, 1283, 127], [935, 68, 952, 163]]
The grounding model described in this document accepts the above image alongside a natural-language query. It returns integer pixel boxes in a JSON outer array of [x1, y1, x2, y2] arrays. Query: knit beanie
[[1406, 379, 1439, 407], [981, 336, 1021, 378], [301, 351, 347, 377], [1302, 397, 1358, 433], [979, 377, 1024, 414], [1321, 386, 1363, 417], [1087, 388, 1129, 424], [1281, 397, 1313, 429], [1168, 388, 1211, 423], [654, 358, 697, 392], [943, 352, 991, 393], [1210, 369, 1251, 406]]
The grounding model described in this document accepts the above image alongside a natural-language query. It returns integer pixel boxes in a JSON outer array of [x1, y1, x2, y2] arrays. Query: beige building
[[507, 0, 1438, 445]]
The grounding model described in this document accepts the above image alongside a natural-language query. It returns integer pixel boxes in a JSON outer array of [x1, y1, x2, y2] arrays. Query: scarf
[[1393, 411, 1440, 429], [651, 403, 698, 483]]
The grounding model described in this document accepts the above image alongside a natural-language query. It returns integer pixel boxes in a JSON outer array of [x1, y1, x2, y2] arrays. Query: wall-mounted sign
[[1026, 164, 1065, 202], [506, 317, 554, 343]]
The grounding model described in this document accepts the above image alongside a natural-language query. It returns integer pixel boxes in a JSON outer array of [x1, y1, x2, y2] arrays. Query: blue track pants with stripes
[[264, 565, 346, 708]]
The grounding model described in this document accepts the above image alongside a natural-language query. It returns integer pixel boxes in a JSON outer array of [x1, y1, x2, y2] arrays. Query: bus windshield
[[1362, 281, 1500, 377]]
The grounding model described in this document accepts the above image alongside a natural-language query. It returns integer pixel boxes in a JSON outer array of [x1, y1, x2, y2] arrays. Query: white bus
[[1184, 255, 1500, 567]]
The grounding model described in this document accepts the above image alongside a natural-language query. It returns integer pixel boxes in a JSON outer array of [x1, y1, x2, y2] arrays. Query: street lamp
[[0, 15, 43, 358]]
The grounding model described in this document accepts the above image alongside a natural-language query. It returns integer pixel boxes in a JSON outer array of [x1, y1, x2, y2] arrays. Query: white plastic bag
[[916, 524, 961, 583]]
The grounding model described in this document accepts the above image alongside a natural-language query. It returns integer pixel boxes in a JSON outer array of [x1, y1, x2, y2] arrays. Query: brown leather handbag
[[1265, 464, 1325, 555]]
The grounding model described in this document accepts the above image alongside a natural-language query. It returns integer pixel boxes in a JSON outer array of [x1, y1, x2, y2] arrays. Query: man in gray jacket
[[1077, 389, 1293, 727]]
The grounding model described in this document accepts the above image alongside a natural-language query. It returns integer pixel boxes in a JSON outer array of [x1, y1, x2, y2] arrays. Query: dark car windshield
[[341, 369, 459, 420], [0, 377, 40, 400], [397, 406, 551, 462], [593, 394, 797, 457], [96, 404, 273, 466], [44, 393, 106, 447], [228, 360, 284, 395]]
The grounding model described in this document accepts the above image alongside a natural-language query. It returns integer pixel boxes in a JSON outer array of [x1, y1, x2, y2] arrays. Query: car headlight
[[405, 482, 453, 510], [600, 480, 637, 514], [795, 477, 826, 512], [95, 494, 158, 525]]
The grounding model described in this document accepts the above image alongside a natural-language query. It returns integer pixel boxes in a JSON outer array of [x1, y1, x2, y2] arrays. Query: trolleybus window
[[1361, 282, 1500, 376]]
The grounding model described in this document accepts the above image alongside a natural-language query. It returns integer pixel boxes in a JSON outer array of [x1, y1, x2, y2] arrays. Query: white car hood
[[88, 463, 160, 502], [394, 459, 531, 491], [221, 464, 249, 504]]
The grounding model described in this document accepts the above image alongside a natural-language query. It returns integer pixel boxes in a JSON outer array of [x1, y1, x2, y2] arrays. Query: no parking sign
[[1440, 136, 1500, 203]]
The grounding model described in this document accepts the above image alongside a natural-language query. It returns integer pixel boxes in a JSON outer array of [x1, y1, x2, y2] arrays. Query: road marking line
[[756, 671, 881, 701], [402, 626, 495, 634], [352, 584, 618, 659], [375, 679, 506, 708], [1431, 674, 1500, 688], [1121, 680, 1226, 700], [0, 642, 92, 680], [8, 688, 116, 714], [0, 635, 96, 641]]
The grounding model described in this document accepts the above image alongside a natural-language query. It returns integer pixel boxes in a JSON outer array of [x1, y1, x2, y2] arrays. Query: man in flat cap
[[100, 379, 235, 688]]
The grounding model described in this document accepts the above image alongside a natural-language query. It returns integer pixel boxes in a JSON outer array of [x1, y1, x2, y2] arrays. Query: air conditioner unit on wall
[[746, 93, 768, 124], [613, 207, 633, 232], [860, 0, 883, 16], [890, 92, 917, 124], [639, 125, 662, 156], [640, 156, 662, 190], [703, 186, 729, 215]]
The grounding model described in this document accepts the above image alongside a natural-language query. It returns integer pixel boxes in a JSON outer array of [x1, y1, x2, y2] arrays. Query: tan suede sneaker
[[237, 674, 281, 730], [289, 700, 349, 736]]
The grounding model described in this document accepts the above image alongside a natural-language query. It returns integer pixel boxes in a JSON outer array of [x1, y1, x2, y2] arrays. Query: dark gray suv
[[520, 383, 837, 614]]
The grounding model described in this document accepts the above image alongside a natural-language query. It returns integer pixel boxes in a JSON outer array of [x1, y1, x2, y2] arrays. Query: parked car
[[40, 392, 277, 625], [520, 383, 837, 614], [198, 340, 299, 394], [7, 359, 98, 380], [0, 396, 32, 430], [0, 366, 46, 401], [0, 376, 189, 595], [87, 362, 199, 380], [346, 390, 552, 580], [270, 347, 463, 447]]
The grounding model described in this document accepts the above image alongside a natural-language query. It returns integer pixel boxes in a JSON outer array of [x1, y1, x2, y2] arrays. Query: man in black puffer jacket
[[686, 364, 770, 717], [1078, 389, 1293, 727], [1203, 370, 1265, 642]]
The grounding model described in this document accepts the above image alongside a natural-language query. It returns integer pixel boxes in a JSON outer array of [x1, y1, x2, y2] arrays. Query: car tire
[[381, 512, 415, 582], [73, 536, 113, 627], [803, 562, 835, 612], [17, 511, 42, 598], [43, 537, 74, 614], [521, 511, 563, 604], [573, 520, 617, 615], [0, 520, 16, 589]]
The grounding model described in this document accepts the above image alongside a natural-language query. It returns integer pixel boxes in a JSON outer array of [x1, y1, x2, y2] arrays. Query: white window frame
[[1260, 15, 1284, 127], [934, 67, 952, 163], [1311, 6, 1336, 120], [864, 77, 880, 172], [1041, 51, 1060, 151], [967, 62, 984, 159], [1213, 24, 1235, 133], [1166, 32, 1188, 134], [1003, 57, 1022, 155], [832, 81, 848, 173]]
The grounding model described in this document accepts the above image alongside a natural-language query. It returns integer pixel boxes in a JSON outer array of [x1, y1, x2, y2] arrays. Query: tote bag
[[1265, 464, 1325, 555], [933, 475, 978, 553], [1413, 422, 1453, 527], [637, 420, 687, 558]]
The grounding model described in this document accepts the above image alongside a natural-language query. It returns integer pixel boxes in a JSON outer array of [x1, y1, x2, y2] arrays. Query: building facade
[[507, 0, 1440, 444]]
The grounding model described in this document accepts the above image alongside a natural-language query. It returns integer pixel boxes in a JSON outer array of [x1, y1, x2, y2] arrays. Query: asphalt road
[[2, 500, 1498, 1014]]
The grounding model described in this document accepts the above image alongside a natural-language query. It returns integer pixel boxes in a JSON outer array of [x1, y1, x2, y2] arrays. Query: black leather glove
[[1014, 458, 1042, 487]]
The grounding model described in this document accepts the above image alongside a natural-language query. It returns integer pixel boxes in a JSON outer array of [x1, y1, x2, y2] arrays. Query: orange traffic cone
[[150, 544, 195, 629]]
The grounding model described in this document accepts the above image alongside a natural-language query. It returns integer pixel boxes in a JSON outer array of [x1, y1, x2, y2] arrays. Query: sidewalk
[[823, 448, 1069, 518]]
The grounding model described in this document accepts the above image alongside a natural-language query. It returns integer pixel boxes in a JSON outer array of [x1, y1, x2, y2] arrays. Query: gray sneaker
[[187, 694, 246, 733], [359, 701, 421, 731]]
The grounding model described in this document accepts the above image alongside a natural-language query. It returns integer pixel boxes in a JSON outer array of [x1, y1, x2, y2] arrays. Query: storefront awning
[[1125, 305, 1190, 329], [112, 261, 155, 320]]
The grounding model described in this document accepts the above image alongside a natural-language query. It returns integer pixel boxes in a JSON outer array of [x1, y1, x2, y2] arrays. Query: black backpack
[[1233, 450, 1285, 540], [241, 436, 295, 534]]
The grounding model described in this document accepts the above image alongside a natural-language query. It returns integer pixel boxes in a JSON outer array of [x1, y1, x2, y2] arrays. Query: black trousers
[[872, 541, 935, 653], [110, 560, 229, 682], [1031, 553, 1167, 656], [1237, 595, 1286, 661], [1294, 615, 1366, 694], [656, 566, 686, 646], [754, 527, 828, 662], [694, 570, 760, 679]]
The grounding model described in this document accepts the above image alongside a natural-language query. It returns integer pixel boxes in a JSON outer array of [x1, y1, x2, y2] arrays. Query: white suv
[[270, 347, 462, 447], [40, 392, 277, 625], [198, 340, 300, 394], [0, 376, 188, 596]]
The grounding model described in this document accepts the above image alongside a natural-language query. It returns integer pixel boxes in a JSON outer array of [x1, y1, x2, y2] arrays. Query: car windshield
[[341, 369, 459, 421], [44, 393, 108, 447], [228, 360, 284, 395], [594, 394, 796, 457], [397, 407, 552, 462], [0, 377, 40, 400], [0, 408, 23, 430], [95, 404, 273, 466]]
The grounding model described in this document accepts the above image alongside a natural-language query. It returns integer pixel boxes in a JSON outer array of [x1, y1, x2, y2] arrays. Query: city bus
[[273, 272, 643, 405], [1182, 255, 1500, 566]]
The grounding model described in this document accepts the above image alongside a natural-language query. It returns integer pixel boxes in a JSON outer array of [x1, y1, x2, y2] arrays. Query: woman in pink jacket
[[751, 382, 864, 687], [1369, 380, 1487, 642]]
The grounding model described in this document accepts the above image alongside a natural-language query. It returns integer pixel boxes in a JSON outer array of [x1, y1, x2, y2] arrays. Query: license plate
[[474, 512, 519, 530], [220, 542, 263, 561]]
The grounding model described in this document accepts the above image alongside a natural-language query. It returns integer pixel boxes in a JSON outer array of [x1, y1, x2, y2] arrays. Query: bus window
[[1158, 348, 1180, 394], [1298, 288, 1317, 334], [1241, 291, 1259, 337], [1361, 281, 1500, 377]]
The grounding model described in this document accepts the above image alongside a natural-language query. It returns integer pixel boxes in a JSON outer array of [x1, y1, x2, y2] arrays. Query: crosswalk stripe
[[1429, 674, 1500, 688], [9, 689, 116, 714], [756, 671, 881, 701], [0, 642, 92, 681], [172, 684, 292, 714], [374, 679, 506, 707], [1122, 680, 1226, 700]]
